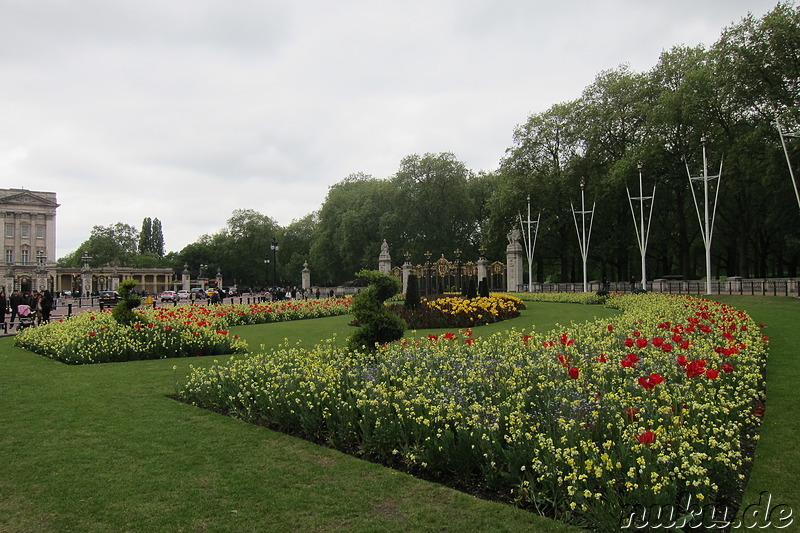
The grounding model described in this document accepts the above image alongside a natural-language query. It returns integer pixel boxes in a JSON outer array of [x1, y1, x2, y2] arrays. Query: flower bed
[[15, 298, 351, 364], [390, 293, 525, 329], [178, 294, 767, 530], [513, 291, 608, 305]]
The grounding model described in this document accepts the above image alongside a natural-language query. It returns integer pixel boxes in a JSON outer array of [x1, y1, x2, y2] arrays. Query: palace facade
[[1, 188, 175, 295]]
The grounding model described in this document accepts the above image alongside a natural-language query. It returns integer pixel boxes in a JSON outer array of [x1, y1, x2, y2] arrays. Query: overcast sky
[[0, 0, 783, 259]]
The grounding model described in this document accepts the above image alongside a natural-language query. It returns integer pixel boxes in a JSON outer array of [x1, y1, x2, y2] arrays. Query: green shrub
[[466, 278, 478, 299], [404, 274, 421, 309], [111, 279, 142, 326], [478, 277, 490, 298], [348, 270, 405, 353]]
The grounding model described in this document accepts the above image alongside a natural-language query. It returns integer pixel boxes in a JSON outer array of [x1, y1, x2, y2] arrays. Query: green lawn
[[712, 296, 800, 522], [0, 297, 796, 532]]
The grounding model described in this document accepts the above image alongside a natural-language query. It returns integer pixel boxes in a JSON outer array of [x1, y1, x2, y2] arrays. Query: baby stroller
[[16, 304, 34, 332]]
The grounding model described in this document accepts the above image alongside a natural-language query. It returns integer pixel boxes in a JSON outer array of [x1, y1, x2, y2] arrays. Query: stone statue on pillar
[[301, 261, 311, 291], [506, 228, 524, 292], [378, 239, 392, 273]]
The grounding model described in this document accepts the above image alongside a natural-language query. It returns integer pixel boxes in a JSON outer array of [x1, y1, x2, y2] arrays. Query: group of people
[[257, 286, 322, 301], [0, 289, 55, 330]]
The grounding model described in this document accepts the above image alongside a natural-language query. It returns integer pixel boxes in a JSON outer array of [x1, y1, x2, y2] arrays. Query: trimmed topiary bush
[[478, 277, 490, 298], [348, 270, 405, 353], [466, 278, 478, 299], [404, 273, 421, 310], [112, 278, 142, 326]]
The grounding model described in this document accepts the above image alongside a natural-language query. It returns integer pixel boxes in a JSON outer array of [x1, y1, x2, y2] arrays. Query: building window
[[5, 225, 12, 238], [5, 249, 12, 264], [36, 225, 45, 239], [21, 249, 29, 265], [21, 224, 29, 238]]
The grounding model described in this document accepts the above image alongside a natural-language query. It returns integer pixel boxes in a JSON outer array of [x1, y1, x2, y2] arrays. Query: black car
[[99, 290, 119, 307]]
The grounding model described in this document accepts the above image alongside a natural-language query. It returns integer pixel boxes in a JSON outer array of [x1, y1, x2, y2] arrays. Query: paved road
[[1, 295, 273, 336]]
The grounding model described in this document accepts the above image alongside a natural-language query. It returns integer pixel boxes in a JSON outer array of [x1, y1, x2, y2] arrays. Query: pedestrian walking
[[0, 290, 7, 327], [9, 290, 22, 328]]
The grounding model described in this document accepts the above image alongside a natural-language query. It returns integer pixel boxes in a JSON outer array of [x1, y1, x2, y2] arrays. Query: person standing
[[29, 290, 41, 325], [9, 289, 22, 328], [0, 290, 7, 328], [39, 290, 54, 324]]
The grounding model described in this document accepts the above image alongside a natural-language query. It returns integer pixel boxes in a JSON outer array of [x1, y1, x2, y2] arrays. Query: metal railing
[[514, 278, 800, 297]]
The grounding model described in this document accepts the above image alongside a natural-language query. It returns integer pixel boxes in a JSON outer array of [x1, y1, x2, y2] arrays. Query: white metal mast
[[686, 136, 723, 295], [571, 180, 595, 293], [626, 162, 656, 291]]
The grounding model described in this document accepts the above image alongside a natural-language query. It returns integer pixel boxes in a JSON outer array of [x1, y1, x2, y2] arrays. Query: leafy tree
[[138, 218, 152, 255], [151, 218, 165, 258], [217, 209, 280, 287], [59, 223, 139, 267], [310, 173, 388, 285], [388, 152, 478, 260], [281, 213, 318, 287]]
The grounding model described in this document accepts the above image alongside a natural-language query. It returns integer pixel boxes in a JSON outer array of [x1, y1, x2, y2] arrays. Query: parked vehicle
[[177, 290, 190, 299], [159, 291, 179, 303], [99, 290, 119, 306], [190, 288, 206, 299]]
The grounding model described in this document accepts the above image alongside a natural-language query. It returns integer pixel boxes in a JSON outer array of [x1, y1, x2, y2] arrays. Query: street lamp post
[[270, 238, 279, 287], [199, 264, 207, 291], [263, 258, 270, 286]]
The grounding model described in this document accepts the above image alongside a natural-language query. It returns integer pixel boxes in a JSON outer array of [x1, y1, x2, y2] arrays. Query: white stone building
[[1, 188, 58, 293], [1, 188, 175, 295]]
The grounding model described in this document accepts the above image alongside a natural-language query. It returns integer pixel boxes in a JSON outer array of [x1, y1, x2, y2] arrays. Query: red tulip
[[638, 376, 655, 389], [568, 367, 579, 379], [621, 353, 639, 368], [636, 430, 655, 445], [638, 373, 664, 390], [651, 337, 664, 347], [706, 368, 719, 379], [685, 359, 707, 378]]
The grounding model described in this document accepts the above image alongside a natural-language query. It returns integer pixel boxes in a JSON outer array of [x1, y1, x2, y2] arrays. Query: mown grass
[[712, 296, 800, 520], [0, 297, 796, 532]]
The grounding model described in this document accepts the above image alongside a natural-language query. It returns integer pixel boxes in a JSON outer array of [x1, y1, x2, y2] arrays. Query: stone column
[[81, 271, 92, 297], [301, 261, 311, 291], [477, 260, 488, 283], [402, 252, 412, 293], [506, 228, 524, 292], [215, 269, 223, 290], [112, 268, 120, 291], [378, 239, 391, 273], [181, 264, 190, 291]]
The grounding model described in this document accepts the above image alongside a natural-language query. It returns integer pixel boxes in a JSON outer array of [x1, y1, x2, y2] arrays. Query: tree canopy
[[59, 4, 800, 287]]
